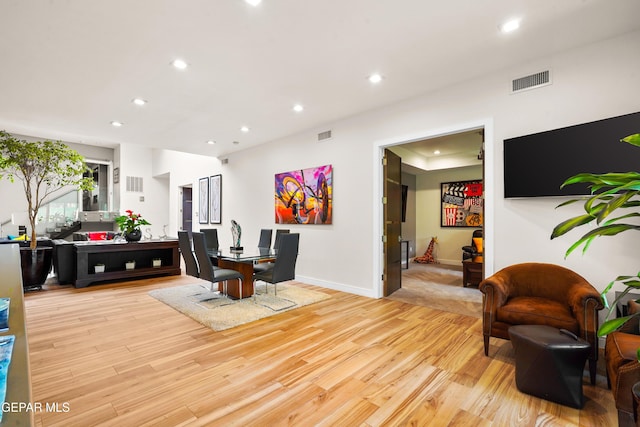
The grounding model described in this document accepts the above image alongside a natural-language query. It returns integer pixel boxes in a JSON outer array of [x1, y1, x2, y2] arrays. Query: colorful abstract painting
[[275, 164, 332, 224], [441, 180, 483, 227]]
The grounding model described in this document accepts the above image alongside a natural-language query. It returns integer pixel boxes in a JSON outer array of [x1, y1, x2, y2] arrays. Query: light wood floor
[[24, 273, 617, 426]]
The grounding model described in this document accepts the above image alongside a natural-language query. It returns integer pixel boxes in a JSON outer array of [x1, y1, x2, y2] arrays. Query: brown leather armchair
[[606, 300, 640, 426], [462, 229, 483, 260], [479, 263, 603, 385]]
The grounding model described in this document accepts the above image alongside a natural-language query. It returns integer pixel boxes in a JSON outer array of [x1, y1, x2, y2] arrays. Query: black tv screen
[[504, 111, 640, 198]]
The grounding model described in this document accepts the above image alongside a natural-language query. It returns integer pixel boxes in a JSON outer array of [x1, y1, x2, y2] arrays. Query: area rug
[[149, 282, 330, 331]]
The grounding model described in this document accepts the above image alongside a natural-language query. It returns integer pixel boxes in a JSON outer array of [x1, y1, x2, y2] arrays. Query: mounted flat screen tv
[[503, 111, 640, 198]]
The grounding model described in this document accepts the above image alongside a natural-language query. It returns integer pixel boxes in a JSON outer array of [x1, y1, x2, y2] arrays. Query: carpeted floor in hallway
[[385, 262, 482, 317]]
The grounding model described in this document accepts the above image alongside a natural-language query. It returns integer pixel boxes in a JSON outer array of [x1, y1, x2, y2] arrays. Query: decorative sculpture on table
[[159, 224, 168, 240], [230, 219, 243, 251]]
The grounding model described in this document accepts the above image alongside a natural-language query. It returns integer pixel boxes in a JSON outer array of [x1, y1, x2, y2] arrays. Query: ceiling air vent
[[511, 70, 551, 94], [126, 176, 143, 193], [318, 130, 332, 142]]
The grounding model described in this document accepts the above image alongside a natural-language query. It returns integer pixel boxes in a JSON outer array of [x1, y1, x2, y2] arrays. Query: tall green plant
[[551, 133, 640, 339], [0, 130, 95, 250]]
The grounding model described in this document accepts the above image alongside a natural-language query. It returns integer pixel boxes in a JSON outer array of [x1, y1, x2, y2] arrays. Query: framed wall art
[[198, 177, 209, 224], [274, 164, 332, 224], [441, 180, 483, 227], [210, 174, 221, 224]]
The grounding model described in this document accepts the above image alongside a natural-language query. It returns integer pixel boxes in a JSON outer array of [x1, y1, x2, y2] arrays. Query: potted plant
[[114, 210, 151, 242], [0, 130, 94, 289], [551, 133, 640, 336]]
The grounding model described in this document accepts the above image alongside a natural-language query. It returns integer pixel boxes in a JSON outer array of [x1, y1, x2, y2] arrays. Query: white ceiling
[[1, 0, 639, 158], [392, 130, 484, 175]]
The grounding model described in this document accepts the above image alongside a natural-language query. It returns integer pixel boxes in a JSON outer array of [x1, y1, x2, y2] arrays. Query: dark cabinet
[[73, 239, 181, 287]]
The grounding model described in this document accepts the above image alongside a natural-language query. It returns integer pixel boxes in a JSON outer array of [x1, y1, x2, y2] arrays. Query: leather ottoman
[[509, 325, 591, 409]]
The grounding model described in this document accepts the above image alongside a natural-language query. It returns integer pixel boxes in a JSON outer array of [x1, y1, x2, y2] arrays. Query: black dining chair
[[254, 229, 290, 273], [258, 229, 272, 249], [273, 229, 290, 250], [202, 228, 219, 252], [178, 231, 199, 278], [253, 233, 299, 299], [192, 232, 243, 297]]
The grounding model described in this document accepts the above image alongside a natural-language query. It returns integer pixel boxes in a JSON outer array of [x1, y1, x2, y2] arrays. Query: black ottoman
[[508, 325, 591, 409]]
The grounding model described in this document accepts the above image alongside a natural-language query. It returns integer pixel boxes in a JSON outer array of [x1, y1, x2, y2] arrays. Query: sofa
[[72, 231, 118, 241], [0, 237, 77, 285], [0, 236, 54, 248]]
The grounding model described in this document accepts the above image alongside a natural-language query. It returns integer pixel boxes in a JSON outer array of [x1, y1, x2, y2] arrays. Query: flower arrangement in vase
[[115, 209, 151, 242]]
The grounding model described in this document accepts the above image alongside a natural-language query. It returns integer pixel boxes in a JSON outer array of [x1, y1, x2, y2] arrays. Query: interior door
[[182, 187, 192, 232], [383, 149, 402, 296]]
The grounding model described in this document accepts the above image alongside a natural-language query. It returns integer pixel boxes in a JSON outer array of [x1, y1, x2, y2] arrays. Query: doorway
[[82, 160, 113, 212], [383, 149, 402, 296], [374, 119, 494, 299], [181, 186, 193, 233]]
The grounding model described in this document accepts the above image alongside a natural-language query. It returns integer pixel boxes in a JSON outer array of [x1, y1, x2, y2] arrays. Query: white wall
[[151, 148, 221, 238], [117, 144, 169, 239], [3, 30, 638, 310], [416, 165, 483, 265], [190, 30, 640, 303]]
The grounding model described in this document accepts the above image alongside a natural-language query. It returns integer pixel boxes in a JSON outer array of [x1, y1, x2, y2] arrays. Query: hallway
[[385, 262, 482, 317]]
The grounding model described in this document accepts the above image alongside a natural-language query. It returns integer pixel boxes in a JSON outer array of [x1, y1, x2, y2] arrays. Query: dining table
[[208, 247, 276, 299]]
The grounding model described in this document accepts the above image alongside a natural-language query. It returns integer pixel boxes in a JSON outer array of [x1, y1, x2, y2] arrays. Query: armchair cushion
[[497, 296, 579, 331], [87, 232, 108, 241], [472, 237, 483, 254]]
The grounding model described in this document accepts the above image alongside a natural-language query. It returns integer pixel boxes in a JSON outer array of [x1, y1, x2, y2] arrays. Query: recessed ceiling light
[[500, 18, 521, 33], [433, 150, 440, 155], [132, 98, 147, 106], [110, 121, 123, 127], [368, 73, 383, 84], [240, 126, 250, 133], [245, 0, 262, 6], [206, 140, 216, 145], [171, 59, 188, 70], [293, 104, 304, 113]]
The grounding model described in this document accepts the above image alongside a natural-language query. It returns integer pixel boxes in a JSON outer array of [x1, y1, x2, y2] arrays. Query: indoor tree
[[551, 133, 640, 337], [0, 130, 94, 250]]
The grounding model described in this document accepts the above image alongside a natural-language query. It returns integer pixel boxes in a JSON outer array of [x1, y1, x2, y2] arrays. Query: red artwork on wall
[[441, 180, 483, 227]]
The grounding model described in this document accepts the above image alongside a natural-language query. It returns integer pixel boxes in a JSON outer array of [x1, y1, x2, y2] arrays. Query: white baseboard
[[295, 275, 378, 299]]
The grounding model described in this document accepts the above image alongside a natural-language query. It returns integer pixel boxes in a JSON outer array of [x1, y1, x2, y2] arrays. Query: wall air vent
[[126, 176, 143, 193], [221, 158, 229, 165], [511, 70, 551, 94], [318, 130, 332, 142]]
